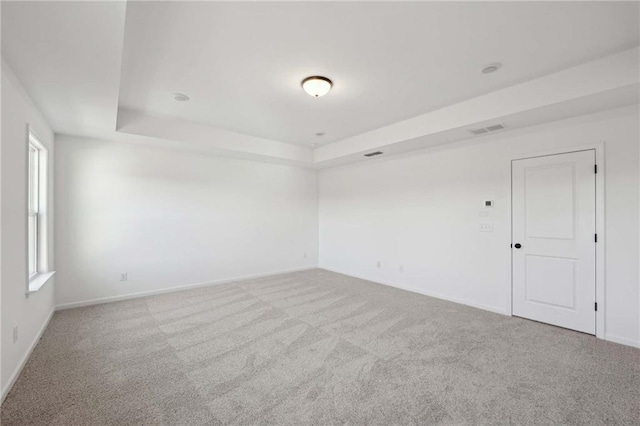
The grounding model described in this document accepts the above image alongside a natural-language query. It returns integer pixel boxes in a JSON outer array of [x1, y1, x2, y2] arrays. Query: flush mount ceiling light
[[301, 76, 333, 97], [482, 63, 502, 74], [174, 93, 190, 102]]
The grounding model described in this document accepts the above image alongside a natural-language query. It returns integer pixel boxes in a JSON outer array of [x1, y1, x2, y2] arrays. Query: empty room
[[1, 1, 639, 425]]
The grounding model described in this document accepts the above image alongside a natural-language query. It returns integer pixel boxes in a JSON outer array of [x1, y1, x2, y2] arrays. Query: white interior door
[[512, 150, 596, 334]]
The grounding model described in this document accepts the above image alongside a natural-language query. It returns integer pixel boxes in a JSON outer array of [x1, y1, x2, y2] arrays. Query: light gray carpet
[[1, 269, 639, 425]]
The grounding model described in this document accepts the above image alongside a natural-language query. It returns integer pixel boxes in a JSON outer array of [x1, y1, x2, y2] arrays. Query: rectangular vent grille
[[364, 151, 383, 157], [486, 124, 505, 131], [468, 123, 505, 135]]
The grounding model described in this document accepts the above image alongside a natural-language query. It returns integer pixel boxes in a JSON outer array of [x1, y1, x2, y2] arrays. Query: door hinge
[[595, 233, 598, 243], [595, 302, 598, 311], [594, 164, 598, 174]]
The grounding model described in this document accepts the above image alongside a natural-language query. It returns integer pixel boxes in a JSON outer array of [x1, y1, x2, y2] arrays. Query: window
[[28, 141, 40, 277], [27, 130, 54, 293]]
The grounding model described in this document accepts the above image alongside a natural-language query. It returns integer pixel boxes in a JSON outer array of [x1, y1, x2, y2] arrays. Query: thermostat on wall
[[484, 200, 493, 208]]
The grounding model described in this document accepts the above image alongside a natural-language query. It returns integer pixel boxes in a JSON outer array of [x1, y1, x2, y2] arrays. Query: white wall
[[1, 60, 56, 398], [319, 105, 640, 348], [54, 135, 319, 307]]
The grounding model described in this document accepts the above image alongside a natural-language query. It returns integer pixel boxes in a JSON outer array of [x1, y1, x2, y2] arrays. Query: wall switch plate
[[304, 252, 308, 258], [120, 272, 128, 281], [480, 223, 494, 232]]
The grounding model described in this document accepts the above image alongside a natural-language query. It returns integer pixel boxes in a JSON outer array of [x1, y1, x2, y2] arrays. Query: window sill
[[28, 271, 55, 294]]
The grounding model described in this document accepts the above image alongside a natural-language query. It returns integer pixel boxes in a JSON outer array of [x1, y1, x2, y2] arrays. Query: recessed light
[[174, 93, 190, 102], [301, 76, 333, 97], [482, 63, 502, 74]]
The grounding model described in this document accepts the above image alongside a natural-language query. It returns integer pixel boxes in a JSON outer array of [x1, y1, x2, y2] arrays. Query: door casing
[[510, 143, 605, 339]]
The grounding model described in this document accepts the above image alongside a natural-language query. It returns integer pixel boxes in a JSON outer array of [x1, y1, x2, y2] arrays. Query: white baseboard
[[605, 333, 640, 348], [56, 265, 318, 311], [1, 308, 55, 404], [320, 266, 510, 316]]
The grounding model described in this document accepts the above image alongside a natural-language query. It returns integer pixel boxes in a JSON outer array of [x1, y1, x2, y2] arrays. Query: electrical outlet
[[480, 223, 494, 232], [376, 261, 381, 268], [13, 326, 18, 343], [120, 272, 128, 281]]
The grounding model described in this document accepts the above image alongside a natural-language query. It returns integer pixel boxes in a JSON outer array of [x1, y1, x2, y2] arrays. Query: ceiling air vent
[[364, 151, 383, 157], [485, 124, 505, 132], [468, 123, 505, 135]]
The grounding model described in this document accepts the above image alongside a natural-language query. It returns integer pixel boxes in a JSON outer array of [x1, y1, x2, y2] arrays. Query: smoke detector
[[482, 63, 502, 74]]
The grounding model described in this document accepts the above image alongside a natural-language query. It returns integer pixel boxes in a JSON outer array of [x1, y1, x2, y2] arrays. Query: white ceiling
[[1, 1, 126, 137], [1, 1, 639, 168], [118, 1, 639, 145]]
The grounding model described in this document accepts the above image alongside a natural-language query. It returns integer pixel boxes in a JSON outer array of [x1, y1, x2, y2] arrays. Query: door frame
[[510, 142, 605, 339]]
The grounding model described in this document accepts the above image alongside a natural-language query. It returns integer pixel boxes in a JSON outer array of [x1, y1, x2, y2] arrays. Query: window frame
[[26, 128, 54, 294]]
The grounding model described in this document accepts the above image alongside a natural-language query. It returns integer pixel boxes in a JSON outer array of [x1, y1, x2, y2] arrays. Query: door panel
[[512, 150, 596, 334], [525, 164, 575, 239], [525, 255, 576, 309]]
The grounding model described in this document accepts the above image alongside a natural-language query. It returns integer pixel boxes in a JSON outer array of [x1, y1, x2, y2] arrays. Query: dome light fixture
[[301, 76, 333, 97]]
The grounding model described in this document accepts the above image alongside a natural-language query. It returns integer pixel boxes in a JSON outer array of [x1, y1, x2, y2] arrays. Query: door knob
[[514, 243, 522, 249]]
